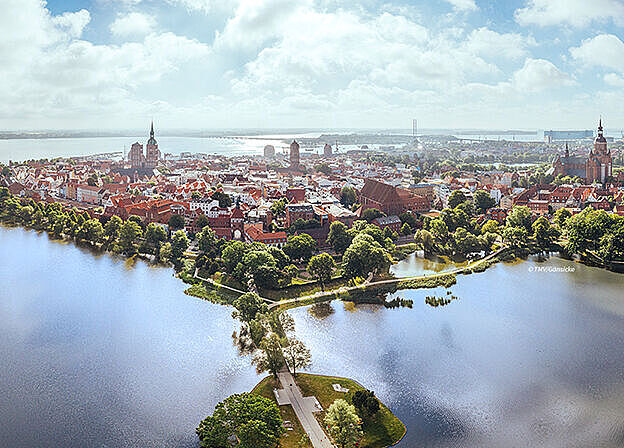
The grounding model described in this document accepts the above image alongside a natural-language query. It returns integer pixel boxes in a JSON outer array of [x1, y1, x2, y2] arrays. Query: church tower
[[289, 140, 300, 169], [145, 121, 160, 169], [586, 119, 612, 184]]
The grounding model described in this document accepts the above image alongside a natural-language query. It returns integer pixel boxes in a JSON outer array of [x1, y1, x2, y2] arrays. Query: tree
[[506, 206, 532, 233], [168, 213, 185, 231], [315, 163, 332, 175], [351, 389, 380, 420], [104, 215, 122, 244], [532, 216, 558, 251], [599, 219, 624, 261], [473, 190, 495, 213], [327, 221, 352, 254], [253, 333, 285, 379], [159, 242, 173, 262], [343, 233, 389, 279], [340, 187, 357, 208], [399, 211, 418, 229], [171, 230, 189, 262], [452, 227, 481, 256], [197, 226, 219, 256], [195, 214, 209, 230], [222, 240, 248, 272], [211, 190, 232, 208], [481, 219, 500, 235], [448, 190, 467, 208], [307, 253, 335, 290], [144, 223, 167, 254], [284, 264, 299, 283], [268, 246, 289, 269], [361, 208, 384, 223], [503, 226, 528, 250], [400, 222, 412, 236], [282, 337, 311, 377], [270, 198, 287, 218], [324, 399, 362, 448], [429, 218, 449, 243], [19, 205, 34, 224], [416, 229, 435, 255], [554, 208, 572, 229], [77, 219, 104, 244], [233, 292, 268, 323], [283, 233, 316, 262], [196, 393, 284, 448], [118, 220, 143, 255]]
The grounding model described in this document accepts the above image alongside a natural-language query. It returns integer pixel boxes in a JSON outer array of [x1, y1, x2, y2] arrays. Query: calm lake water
[[390, 252, 468, 277], [1, 225, 624, 448], [0, 226, 258, 448]]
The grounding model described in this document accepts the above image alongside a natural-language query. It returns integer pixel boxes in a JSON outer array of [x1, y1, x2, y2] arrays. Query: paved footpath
[[275, 370, 335, 448]]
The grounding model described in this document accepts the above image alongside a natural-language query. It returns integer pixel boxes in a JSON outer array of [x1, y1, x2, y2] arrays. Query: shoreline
[[252, 372, 407, 448]]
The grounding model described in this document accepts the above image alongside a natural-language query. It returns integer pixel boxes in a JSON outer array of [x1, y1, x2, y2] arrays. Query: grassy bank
[[252, 376, 309, 448], [252, 374, 406, 448], [296, 373, 406, 448]]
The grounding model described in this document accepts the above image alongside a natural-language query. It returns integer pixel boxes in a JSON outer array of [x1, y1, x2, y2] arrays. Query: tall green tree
[[342, 233, 389, 279], [168, 213, 185, 231], [196, 393, 284, 448], [473, 190, 495, 213], [307, 253, 335, 290], [144, 223, 167, 255], [506, 206, 532, 233], [77, 219, 104, 244], [118, 220, 143, 255], [283, 233, 316, 262], [327, 221, 352, 253], [233, 292, 268, 323], [253, 333, 285, 379], [171, 230, 189, 262], [282, 337, 311, 377], [104, 215, 122, 245], [324, 399, 362, 448], [340, 187, 357, 208], [448, 190, 467, 208]]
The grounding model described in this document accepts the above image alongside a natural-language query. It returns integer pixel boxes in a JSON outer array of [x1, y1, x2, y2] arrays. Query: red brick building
[[359, 179, 429, 215]]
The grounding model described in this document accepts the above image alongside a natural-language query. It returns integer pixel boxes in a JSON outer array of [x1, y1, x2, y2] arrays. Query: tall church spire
[[150, 120, 154, 138]]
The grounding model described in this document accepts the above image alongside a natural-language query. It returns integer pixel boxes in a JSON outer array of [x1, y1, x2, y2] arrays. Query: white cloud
[[604, 73, 624, 87], [167, 0, 237, 13], [515, 0, 624, 27], [464, 27, 535, 60], [0, 0, 211, 124], [570, 34, 624, 73], [444, 0, 478, 11], [512, 58, 575, 92], [110, 12, 155, 37], [52, 10, 91, 38]]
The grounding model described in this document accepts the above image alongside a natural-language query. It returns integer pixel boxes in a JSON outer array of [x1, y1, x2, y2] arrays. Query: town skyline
[[3, 0, 624, 130]]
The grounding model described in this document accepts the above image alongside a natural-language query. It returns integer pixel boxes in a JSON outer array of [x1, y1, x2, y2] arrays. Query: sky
[[1, 0, 624, 131]]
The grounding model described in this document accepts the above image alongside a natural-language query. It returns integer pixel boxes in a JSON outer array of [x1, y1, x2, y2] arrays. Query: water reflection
[[0, 226, 259, 448], [291, 257, 624, 448], [390, 251, 469, 277]]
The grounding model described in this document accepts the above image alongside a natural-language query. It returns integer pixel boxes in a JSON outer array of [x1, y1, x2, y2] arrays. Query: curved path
[[269, 246, 508, 310], [193, 269, 276, 304]]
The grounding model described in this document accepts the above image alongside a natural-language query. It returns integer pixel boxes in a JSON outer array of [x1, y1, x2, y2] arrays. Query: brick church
[[552, 120, 613, 184]]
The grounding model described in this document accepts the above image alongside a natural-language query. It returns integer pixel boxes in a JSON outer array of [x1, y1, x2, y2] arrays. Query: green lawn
[[296, 374, 406, 448], [252, 376, 311, 448]]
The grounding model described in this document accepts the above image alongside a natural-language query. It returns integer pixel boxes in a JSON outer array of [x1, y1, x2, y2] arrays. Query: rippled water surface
[[390, 252, 468, 277], [293, 257, 624, 448], [0, 226, 258, 448], [2, 225, 624, 448]]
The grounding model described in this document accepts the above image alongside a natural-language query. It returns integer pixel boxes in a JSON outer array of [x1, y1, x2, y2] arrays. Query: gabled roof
[[360, 178, 400, 204]]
